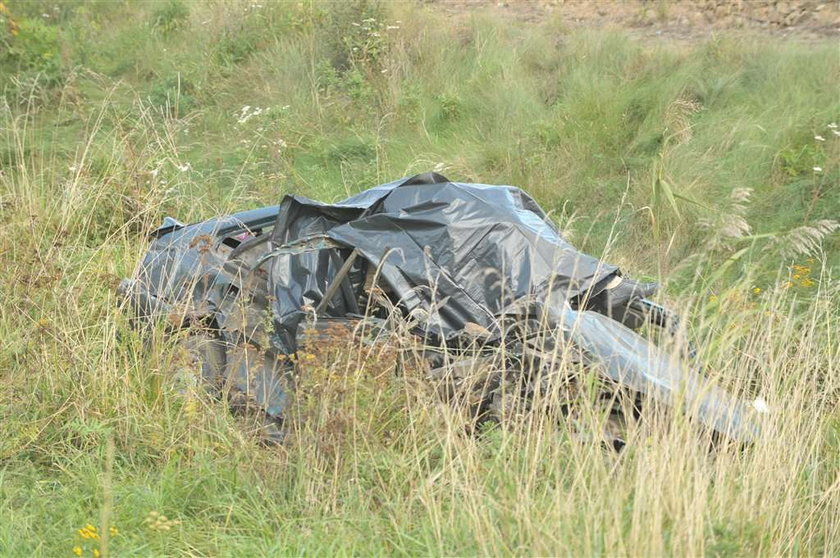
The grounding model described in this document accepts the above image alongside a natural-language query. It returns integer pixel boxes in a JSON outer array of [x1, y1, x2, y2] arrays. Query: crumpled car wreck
[[120, 172, 762, 446]]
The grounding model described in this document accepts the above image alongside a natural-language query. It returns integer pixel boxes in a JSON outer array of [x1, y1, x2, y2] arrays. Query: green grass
[[0, 1, 838, 555]]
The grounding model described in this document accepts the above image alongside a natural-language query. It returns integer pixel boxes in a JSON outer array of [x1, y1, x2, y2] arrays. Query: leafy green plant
[[778, 143, 825, 177], [148, 74, 197, 117], [0, 1, 17, 52], [436, 92, 462, 120], [323, 0, 388, 70], [0, 14, 62, 85], [151, 0, 189, 34], [214, 26, 259, 67]]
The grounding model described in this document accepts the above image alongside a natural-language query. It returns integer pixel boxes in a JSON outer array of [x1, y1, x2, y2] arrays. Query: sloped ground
[[0, 1, 838, 555]]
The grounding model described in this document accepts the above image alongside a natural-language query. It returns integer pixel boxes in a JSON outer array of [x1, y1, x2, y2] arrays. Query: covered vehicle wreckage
[[119, 172, 763, 446]]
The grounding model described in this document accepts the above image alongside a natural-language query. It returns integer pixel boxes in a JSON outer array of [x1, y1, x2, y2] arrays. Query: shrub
[[151, 0, 189, 34], [0, 13, 63, 86]]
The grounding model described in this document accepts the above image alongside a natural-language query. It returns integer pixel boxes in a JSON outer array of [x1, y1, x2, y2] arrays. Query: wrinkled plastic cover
[[123, 173, 760, 442], [269, 173, 618, 349], [553, 306, 760, 441], [123, 205, 279, 321]]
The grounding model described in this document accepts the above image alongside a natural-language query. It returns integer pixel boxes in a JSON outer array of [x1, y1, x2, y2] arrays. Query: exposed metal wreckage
[[119, 172, 764, 446]]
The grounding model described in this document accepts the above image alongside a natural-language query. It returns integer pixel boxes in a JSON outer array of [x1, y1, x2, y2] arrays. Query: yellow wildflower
[[72, 547, 83, 557], [709, 294, 718, 303], [78, 528, 92, 539], [800, 278, 815, 287], [751, 287, 761, 294], [92, 550, 100, 558], [109, 526, 119, 536]]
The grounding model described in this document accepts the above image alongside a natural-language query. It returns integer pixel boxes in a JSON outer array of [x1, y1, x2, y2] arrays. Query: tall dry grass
[[0, 2, 838, 555]]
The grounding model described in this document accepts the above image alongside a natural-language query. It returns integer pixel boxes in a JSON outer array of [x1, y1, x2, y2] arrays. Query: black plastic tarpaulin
[[120, 172, 763, 443], [268, 172, 620, 352]]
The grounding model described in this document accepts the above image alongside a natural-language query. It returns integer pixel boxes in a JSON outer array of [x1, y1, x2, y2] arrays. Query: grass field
[[1, 1, 838, 555]]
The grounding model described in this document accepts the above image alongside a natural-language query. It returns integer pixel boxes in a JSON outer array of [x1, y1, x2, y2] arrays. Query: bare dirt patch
[[423, 0, 840, 42]]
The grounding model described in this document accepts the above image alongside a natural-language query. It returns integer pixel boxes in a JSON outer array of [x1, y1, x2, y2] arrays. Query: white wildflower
[[813, 167, 822, 173], [68, 165, 77, 172], [237, 106, 264, 125], [175, 162, 191, 172], [833, 130, 840, 137], [752, 398, 771, 414], [828, 123, 837, 129], [814, 135, 825, 141]]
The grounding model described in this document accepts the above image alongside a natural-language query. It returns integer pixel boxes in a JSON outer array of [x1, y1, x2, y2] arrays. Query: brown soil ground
[[423, 0, 840, 42]]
